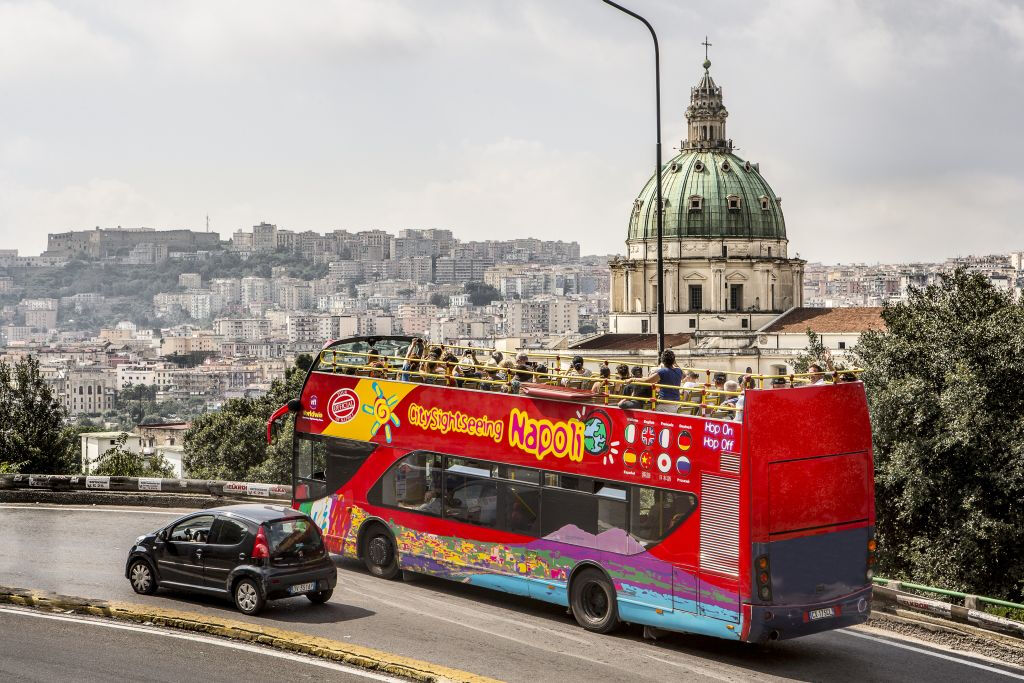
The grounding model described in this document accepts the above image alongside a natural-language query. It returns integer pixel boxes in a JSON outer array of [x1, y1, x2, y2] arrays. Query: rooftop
[[571, 333, 693, 351], [764, 307, 885, 333]]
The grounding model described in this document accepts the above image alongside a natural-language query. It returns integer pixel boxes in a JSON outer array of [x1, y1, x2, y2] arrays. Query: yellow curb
[[0, 585, 500, 683]]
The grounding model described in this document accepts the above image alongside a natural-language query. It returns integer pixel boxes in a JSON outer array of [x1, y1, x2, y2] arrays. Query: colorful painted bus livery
[[274, 337, 876, 643]]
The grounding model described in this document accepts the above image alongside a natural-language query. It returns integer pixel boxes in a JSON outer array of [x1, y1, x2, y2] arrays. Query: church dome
[[627, 150, 786, 241], [626, 59, 786, 242]]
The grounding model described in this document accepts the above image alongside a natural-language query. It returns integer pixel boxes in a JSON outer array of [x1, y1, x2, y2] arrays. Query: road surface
[[1, 503, 1022, 682], [0, 603, 403, 682]]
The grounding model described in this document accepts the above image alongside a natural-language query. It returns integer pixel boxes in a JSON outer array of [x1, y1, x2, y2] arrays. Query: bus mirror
[[287, 399, 303, 413]]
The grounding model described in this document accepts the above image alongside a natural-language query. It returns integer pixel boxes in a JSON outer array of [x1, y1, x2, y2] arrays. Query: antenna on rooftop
[[206, 214, 209, 232]]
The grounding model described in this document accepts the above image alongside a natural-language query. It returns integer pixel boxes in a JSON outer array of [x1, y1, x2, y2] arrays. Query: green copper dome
[[627, 150, 786, 241]]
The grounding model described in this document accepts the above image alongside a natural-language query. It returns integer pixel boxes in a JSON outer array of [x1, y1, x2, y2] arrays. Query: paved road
[[0, 604, 401, 682], [1, 504, 1022, 682]]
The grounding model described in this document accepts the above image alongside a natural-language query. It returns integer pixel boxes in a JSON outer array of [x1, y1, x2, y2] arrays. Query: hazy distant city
[[0, 221, 1019, 430]]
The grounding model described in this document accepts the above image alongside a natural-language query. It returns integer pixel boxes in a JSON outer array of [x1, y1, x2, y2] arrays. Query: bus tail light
[[756, 555, 772, 602], [867, 538, 877, 582], [252, 526, 270, 561]]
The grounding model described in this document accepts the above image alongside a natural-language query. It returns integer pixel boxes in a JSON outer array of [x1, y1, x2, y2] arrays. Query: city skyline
[[1, 1, 1023, 263]]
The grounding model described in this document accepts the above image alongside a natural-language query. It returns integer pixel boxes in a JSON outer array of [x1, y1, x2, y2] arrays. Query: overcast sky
[[1, 0, 1022, 263]]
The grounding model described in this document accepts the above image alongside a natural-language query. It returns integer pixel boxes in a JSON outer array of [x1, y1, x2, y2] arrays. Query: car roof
[[197, 503, 307, 524]]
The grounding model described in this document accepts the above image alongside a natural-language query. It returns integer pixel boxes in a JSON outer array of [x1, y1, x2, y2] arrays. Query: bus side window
[[630, 487, 698, 548], [368, 452, 442, 515], [499, 483, 540, 536]]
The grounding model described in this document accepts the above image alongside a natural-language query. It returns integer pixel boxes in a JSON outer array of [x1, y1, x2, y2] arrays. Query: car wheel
[[233, 578, 265, 616], [306, 588, 333, 604], [362, 525, 400, 580], [128, 559, 157, 595], [570, 568, 620, 634]]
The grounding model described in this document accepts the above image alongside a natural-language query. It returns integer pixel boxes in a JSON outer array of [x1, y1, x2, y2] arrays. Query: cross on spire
[[702, 36, 712, 60]]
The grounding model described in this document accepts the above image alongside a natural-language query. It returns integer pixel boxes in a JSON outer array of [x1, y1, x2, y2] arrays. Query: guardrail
[[873, 577, 1024, 639], [0, 473, 291, 501]]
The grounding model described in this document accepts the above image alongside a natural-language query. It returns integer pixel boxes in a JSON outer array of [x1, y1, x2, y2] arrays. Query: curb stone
[[0, 585, 499, 683]]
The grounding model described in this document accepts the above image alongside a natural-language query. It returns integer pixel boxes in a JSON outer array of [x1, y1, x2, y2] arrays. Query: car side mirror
[[157, 529, 168, 541]]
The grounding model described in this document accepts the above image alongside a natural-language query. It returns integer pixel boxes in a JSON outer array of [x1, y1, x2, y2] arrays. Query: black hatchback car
[[124, 504, 337, 615]]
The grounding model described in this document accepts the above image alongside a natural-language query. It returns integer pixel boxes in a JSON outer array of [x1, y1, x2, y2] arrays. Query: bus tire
[[362, 523, 400, 580], [570, 568, 620, 634]]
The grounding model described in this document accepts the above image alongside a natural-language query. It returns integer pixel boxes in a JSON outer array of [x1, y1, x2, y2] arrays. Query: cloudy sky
[[1, 0, 1022, 263]]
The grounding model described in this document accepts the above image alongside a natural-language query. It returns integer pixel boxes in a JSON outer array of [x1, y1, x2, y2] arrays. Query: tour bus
[[268, 336, 876, 643]]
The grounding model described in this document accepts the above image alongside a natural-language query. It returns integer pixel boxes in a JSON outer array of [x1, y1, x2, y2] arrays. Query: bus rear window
[[266, 519, 323, 557]]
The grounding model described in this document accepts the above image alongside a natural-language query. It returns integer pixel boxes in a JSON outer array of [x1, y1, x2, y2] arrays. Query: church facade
[[609, 58, 804, 335]]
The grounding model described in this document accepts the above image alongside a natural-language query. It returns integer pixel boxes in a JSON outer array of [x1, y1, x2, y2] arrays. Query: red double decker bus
[[270, 336, 876, 642]]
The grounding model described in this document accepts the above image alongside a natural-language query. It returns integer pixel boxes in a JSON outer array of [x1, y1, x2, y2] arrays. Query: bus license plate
[[289, 582, 316, 594], [808, 607, 835, 621]]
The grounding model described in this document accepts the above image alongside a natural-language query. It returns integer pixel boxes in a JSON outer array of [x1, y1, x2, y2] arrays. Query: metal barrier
[[0, 473, 291, 501], [873, 577, 1024, 639]]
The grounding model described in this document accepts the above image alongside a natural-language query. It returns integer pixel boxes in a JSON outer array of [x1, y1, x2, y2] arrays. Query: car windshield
[[265, 518, 322, 557]]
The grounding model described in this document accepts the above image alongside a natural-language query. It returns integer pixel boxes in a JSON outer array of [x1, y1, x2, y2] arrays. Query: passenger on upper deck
[[617, 365, 652, 409], [808, 364, 828, 385], [771, 376, 788, 389], [366, 348, 388, 379], [641, 350, 683, 413], [515, 353, 535, 382], [400, 338, 425, 382], [561, 355, 593, 388], [591, 365, 612, 394]]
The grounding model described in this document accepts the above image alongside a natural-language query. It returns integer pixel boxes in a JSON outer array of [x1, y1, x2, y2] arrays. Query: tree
[[855, 270, 1024, 601], [429, 293, 450, 308], [0, 356, 78, 474], [294, 353, 313, 372], [93, 434, 175, 477], [182, 360, 306, 484], [464, 281, 501, 306], [793, 330, 847, 373]]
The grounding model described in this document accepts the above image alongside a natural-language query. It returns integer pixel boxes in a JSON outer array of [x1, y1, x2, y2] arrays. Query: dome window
[[744, 161, 752, 172], [727, 194, 741, 211], [669, 162, 681, 173], [759, 195, 770, 211], [688, 195, 703, 212], [632, 198, 642, 215], [721, 160, 731, 172], [694, 160, 705, 172]]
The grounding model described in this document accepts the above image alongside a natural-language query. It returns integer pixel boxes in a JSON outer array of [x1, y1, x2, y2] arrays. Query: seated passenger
[[532, 363, 550, 384], [561, 355, 593, 388], [702, 372, 727, 416], [442, 352, 459, 387], [770, 376, 788, 389], [617, 365, 653, 409], [808, 363, 828, 385], [714, 379, 742, 419], [365, 349, 388, 379], [515, 352, 534, 382], [613, 364, 630, 394], [591, 365, 612, 394]]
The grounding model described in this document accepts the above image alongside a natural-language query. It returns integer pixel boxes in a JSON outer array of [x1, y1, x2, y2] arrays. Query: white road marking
[[0, 505, 181, 515], [842, 630, 1024, 679], [0, 606, 405, 682]]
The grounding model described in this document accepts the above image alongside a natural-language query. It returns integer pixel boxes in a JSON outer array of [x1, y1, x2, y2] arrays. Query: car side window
[[213, 518, 249, 546], [169, 515, 214, 543]]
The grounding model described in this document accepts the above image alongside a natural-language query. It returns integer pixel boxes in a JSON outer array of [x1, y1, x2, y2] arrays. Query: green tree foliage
[[855, 270, 1024, 601], [93, 434, 175, 477], [464, 281, 501, 306], [793, 330, 848, 373], [0, 356, 78, 474], [183, 360, 306, 484], [428, 293, 450, 307]]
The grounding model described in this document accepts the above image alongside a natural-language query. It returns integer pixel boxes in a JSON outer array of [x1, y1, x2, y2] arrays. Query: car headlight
[[135, 535, 146, 544]]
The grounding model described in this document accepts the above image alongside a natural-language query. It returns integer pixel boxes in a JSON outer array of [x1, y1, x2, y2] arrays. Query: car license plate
[[808, 607, 835, 621], [289, 581, 316, 595]]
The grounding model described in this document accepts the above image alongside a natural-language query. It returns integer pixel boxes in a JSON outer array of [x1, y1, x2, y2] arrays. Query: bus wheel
[[570, 568, 620, 634], [363, 524, 400, 580]]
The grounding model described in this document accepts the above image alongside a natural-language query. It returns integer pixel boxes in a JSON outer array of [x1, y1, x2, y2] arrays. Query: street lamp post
[[601, 0, 665, 355]]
